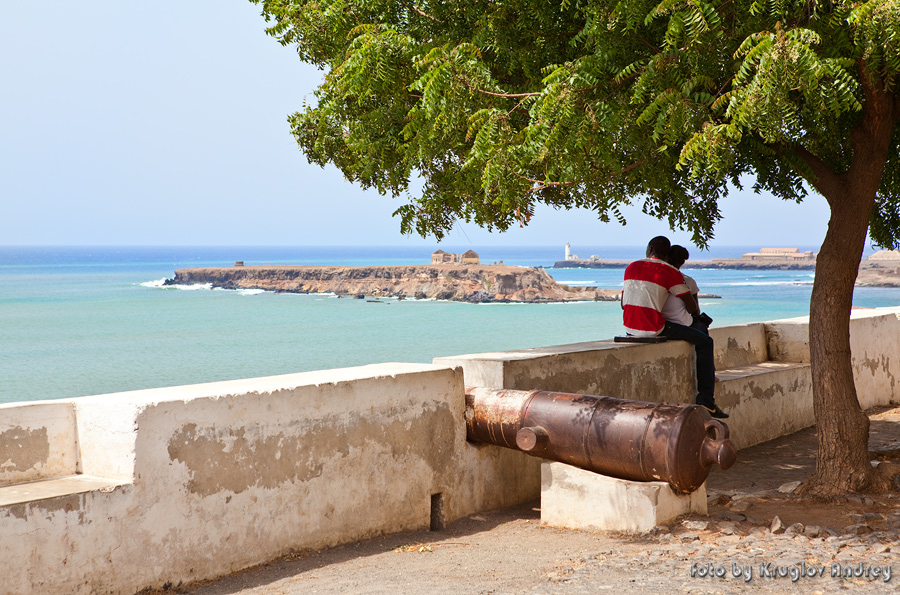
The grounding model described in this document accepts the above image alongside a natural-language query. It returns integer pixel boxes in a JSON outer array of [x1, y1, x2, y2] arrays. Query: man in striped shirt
[[622, 236, 728, 418]]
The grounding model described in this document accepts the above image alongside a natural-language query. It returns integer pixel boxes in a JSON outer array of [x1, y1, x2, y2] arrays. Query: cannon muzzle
[[465, 388, 736, 493]]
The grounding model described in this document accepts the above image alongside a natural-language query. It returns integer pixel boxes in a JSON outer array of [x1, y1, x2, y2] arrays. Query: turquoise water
[[3, 246, 900, 405]]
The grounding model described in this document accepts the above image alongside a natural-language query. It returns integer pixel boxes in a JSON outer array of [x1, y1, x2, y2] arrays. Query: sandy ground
[[145, 407, 900, 595]]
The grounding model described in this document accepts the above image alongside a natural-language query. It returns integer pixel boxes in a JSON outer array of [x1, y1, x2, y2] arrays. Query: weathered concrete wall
[[0, 363, 537, 595], [436, 340, 698, 405], [849, 308, 900, 408], [714, 362, 813, 449], [709, 323, 769, 369], [765, 307, 900, 409], [0, 402, 77, 486], [437, 308, 900, 450], [4, 307, 900, 594]]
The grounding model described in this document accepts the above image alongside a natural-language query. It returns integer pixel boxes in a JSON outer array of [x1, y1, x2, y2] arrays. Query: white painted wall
[[0, 363, 537, 595], [3, 307, 900, 594], [0, 402, 77, 486]]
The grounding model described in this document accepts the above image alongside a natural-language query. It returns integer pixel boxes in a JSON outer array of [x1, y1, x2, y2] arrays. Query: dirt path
[[149, 407, 900, 594]]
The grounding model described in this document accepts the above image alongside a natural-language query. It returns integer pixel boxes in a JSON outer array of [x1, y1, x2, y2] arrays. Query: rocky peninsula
[[165, 264, 622, 303], [555, 259, 819, 271], [857, 260, 900, 287], [554, 251, 900, 287]]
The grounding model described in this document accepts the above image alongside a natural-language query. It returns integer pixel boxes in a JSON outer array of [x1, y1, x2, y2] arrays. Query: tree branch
[[635, 36, 662, 54], [399, 1, 440, 21], [512, 171, 580, 193], [457, 77, 542, 98], [785, 143, 840, 202]]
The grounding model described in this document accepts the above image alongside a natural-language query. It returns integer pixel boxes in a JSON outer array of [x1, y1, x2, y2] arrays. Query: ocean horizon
[[3, 244, 899, 405]]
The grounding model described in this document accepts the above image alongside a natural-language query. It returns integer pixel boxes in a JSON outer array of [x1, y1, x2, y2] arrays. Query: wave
[[140, 279, 213, 291], [555, 280, 605, 287], [705, 280, 814, 287], [475, 299, 603, 306], [209, 287, 269, 296]]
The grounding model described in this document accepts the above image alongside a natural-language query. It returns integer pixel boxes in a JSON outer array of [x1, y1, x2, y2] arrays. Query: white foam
[[475, 299, 600, 306], [237, 289, 266, 296], [556, 281, 600, 286], [705, 280, 813, 287], [141, 280, 213, 291], [745, 281, 812, 286]]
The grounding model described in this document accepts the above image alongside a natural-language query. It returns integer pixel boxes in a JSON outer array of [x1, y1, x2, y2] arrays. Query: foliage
[[251, 0, 900, 246]]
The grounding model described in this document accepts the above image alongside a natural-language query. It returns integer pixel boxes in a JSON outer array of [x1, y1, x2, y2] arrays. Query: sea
[[3, 245, 900, 406]]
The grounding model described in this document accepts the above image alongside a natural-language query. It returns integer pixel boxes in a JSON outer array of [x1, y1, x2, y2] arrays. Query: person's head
[[666, 245, 690, 269], [646, 236, 670, 259]]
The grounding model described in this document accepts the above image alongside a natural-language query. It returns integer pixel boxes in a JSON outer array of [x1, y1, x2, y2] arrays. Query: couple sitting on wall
[[622, 236, 729, 419]]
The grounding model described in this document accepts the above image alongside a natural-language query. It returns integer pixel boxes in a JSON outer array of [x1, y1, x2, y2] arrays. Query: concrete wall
[[436, 308, 900, 449], [4, 307, 900, 594], [0, 402, 77, 486], [764, 307, 900, 408], [436, 340, 698, 405], [0, 363, 537, 595]]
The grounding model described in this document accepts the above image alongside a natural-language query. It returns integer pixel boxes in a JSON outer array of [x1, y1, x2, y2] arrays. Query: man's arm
[[678, 292, 700, 316]]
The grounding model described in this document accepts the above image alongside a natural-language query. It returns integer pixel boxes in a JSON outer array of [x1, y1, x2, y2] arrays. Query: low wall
[[435, 340, 699, 404], [0, 402, 77, 486], [764, 307, 900, 408], [0, 364, 537, 595], [436, 307, 900, 449], [3, 307, 900, 594]]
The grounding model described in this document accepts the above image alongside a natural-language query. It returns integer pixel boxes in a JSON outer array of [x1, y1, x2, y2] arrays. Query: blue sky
[[1, 1, 835, 251]]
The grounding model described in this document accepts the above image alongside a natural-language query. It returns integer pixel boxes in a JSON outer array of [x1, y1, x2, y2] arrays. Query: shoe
[[702, 404, 729, 419]]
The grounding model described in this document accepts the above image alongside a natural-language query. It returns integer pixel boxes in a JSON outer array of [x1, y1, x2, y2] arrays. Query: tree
[[251, 0, 900, 494]]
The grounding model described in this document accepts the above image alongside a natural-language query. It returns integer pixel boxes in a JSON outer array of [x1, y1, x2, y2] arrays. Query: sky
[[1, 1, 837, 251]]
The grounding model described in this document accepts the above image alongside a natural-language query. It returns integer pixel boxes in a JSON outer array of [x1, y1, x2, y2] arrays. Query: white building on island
[[739, 248, 816, 263], [868, 249, 900, 261], [460, 250, 479, 264], [431, 250, 459, 264]]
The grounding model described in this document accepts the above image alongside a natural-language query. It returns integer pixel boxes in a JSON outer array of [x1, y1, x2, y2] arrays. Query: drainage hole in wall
[[430, 492, 445, 531]]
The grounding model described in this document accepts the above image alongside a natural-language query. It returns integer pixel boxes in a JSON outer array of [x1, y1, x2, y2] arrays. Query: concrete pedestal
[[540, 462, 707, 533]]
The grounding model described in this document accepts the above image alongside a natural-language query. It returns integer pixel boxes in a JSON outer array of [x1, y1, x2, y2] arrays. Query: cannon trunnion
[[465, 388, 736, 493]]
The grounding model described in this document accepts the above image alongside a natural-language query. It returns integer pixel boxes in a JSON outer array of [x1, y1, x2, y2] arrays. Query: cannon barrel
[[465, 388, 736, 493]]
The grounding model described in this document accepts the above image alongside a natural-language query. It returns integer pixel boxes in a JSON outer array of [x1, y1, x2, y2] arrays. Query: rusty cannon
[[465, 387, 737, 493]]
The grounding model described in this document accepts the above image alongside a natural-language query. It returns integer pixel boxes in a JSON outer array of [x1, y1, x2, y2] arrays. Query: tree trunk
[[798, 76, 898, 495], [800, 191, 881, 495]]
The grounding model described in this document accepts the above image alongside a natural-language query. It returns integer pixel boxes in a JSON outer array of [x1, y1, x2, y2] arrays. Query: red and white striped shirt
[[622, 258, 690, 336]]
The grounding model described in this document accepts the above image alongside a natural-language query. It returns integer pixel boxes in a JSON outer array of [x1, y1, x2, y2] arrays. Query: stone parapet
[[3, 307, 900, 593], [0, 363, 537, 595]]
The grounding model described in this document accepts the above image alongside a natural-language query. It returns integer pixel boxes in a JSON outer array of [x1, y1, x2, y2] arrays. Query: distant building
[[565, 242, 579, 261], [431, 250, 459, 264], [868, 250, 900, 261], [744, 248, 815, 261], [713, 248, 816, 264], [706, 247, 817, 269], [461, 250, 479, 264]]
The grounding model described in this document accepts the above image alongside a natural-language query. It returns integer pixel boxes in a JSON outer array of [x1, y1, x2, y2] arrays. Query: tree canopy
[[253, 0, 900, 246], [254, 0, 900, 494]]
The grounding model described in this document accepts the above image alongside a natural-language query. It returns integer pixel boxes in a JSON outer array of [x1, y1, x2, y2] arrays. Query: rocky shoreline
[[555, 259, 900, 287], [165, 264, 622, 303], [856, 261, 900, 287], [555, 259, 817, 270]]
